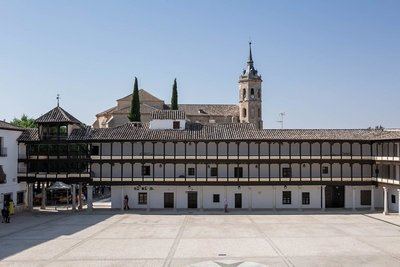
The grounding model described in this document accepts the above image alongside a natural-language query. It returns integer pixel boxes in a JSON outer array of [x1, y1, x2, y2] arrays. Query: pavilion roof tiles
[[35, 106, 82, 124]]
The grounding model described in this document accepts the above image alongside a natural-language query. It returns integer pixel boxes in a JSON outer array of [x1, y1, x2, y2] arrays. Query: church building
[[93, 43, 263, 130]]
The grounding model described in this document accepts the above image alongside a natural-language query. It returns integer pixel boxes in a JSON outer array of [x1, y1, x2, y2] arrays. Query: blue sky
[[1, 1, 399, 128]]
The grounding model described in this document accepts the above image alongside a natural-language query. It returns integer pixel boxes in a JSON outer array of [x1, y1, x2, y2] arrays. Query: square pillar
[[28, 183, 33, 211], [398, 189, 400, 215], [71, 184, 77, 211], [174, 186, 178, 211], [383, 187, 388, 215], [78, 183, 83, 210], [248, 187, 252, 211], [40, 182, 46, 210], [121, 187, 124, 211], [147, 188, 151, 212], [321, 185, 326, 211], [298, 186, 302, 211], [370, 185, 375, 211], [87, 185, 93, 212], [273, 186, 276, 211], [200, 186, 204, 211], [352, 187, 356, 211]]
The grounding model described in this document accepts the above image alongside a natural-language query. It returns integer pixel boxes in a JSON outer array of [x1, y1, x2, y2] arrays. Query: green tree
[[10, 114, 37, 128], [128, 77, 141, 122], [171, 78, 178, 110]]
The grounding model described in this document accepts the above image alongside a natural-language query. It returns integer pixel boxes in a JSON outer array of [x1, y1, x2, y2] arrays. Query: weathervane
[[57, 94, 60, 107]]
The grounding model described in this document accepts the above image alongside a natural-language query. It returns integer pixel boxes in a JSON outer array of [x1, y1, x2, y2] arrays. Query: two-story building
[[0, 121, 26, 212], [15, 44, 400, 213]]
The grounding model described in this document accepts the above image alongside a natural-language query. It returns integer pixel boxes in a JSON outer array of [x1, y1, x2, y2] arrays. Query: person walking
[[8, 200, 14, 215], [124, 195, 130, 210]]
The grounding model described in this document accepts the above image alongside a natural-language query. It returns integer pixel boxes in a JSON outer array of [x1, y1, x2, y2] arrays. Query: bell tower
[[238, 42, 263, 129]]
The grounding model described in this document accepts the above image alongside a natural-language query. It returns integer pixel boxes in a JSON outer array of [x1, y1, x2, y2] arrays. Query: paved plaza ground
[[1, 209, 400, 266]]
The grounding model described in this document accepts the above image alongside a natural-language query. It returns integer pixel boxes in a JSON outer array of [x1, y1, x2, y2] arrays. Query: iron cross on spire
[[57, 94, 60, 107]]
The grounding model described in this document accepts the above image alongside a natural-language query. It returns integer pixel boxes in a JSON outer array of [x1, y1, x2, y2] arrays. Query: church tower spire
[[238, 42, 263, 129]]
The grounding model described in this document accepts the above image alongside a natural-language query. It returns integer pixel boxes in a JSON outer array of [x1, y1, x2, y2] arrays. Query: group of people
[[1, 200, 14, 223]]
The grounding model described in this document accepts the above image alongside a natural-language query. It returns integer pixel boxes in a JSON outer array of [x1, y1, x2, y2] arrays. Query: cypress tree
[[128, 77, 141, 122], [171, 78, 178, 110]]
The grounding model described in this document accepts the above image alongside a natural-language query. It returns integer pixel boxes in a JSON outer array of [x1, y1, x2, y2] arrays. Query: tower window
[[242, 108, 247, 118], [250, 88, 254, 95], [242, 89, 246, 100]]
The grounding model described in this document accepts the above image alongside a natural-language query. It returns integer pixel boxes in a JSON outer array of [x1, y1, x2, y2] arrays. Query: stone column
[[370, 185, 375, 211], [383, 187, 388, 215], [397, 189, 400, 215], [71, 184, 77, 211], [40, 182, 46, 210], [174, 186, 178, 211], [78, 183, 83, 210], [322, 185, 326, 211], [224, 186, 228, 211], [352, 187, 356, 211], [273, 186, 276, 211], [200, 186, 204, 211], [248, 187, 252, 211], [87, 185, 93, 212], [28, 183, 33, 211], [298, 186, 302, 211], [121, 186, 124, 211], [147, 188, 151, 212]]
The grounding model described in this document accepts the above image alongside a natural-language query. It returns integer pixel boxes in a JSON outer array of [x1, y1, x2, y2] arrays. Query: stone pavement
[[1, 209, 400, 266]]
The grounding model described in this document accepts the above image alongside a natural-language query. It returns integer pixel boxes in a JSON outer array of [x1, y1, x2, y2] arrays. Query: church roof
[[35, 106, 82, 124], [177, 104, 239, 117], [117, 89, 164, 103]]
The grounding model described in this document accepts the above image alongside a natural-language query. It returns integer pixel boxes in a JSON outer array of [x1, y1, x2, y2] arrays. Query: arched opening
[[242, 108, 247, 118], [242, 88, 246, 100]]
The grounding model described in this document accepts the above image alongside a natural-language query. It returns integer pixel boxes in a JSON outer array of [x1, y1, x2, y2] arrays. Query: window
[[0, 137, 5, 157], [210, 167, 218, 177], [242, 88, 246, 99], [258, 108, 261, 117], [17, 191, 25, 205], [173, 121, 180, 129], [302, 192, 310, 205], [282, 167, 292, 178], [188, 167, 195, 176], [138, 192, 147, 205], [91, 145, 100, 156], [250, 88, 254, 95], [234, 167, 243, 178], [360, 190, 371, 205], [392, 194, 396, 204], [141, 165, 151, 176], [242, 108, 247, 118], [213, 194, 220, 203], [282, 191, 291, 205], [322, 166, 329, 174]]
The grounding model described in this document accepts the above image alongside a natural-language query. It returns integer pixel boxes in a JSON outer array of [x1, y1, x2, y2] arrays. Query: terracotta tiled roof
[[151, 110, 186, 120], [36, 106, 82, 124], [0, 121, 24, 131], [18, 124, 400, 142], [17, 128, 39, 142]]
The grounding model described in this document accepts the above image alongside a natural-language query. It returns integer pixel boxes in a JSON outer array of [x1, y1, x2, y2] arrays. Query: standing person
[[224, 199, 228, 213], [8, 200, 14, 215], [4, 204, 10, 223], [1, 205, 6, 223], [124, 195, 130, 210]]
